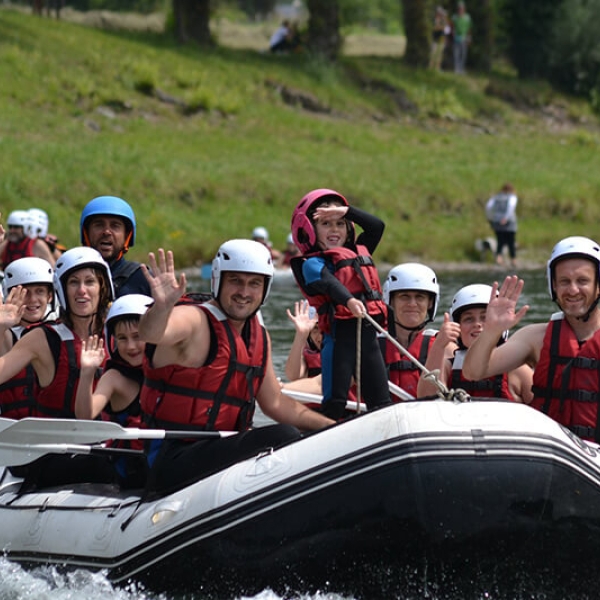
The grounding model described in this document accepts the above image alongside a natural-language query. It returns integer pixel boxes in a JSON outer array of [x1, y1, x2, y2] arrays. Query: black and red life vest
[[292, 245, 386, 334], [531, 313, 600, 442], [141, 300, 267, 432]]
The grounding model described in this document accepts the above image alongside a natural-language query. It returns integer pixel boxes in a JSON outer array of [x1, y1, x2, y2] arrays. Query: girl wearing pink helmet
[[290, 188, 390, 419]]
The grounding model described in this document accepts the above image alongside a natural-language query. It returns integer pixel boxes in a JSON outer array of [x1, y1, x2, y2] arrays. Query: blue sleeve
[[302, 256, 327, 285]]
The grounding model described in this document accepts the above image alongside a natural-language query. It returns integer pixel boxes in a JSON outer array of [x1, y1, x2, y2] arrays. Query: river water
[[0, 266, 562, 600]]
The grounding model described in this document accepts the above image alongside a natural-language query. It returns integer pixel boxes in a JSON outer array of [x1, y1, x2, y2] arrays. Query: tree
[[465, 0, 493, 72], [173, 0, 212, 45], [401, 0, 430, 68], [306, 0, 342, 61], [501, 0, 563, 78]]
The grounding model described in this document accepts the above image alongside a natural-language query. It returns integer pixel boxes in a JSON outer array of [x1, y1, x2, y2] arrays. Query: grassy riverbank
[[1, 7, 599, 267]]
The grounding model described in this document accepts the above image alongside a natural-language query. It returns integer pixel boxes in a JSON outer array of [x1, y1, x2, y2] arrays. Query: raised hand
[[142, 248, 187, 309], [286, 300, 317, 338], [436, 312, 461, 347], [486, 275, 529, 334], [80, 335, 106, 371], [313, 204, 348, 222], [0, 285, 26, 329]]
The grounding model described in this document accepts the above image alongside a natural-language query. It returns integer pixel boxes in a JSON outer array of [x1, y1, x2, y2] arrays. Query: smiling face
[[65, 268, 101, 317], [313, 201, 348, 251], [20, 284, 54, 325], [86, 215, 128, 262], [113, 320, 144, 367], [457, 306, 487, 348], [390, 290, 433, 330], [553, 258, 600, 318], [218, 271, 265, 325]]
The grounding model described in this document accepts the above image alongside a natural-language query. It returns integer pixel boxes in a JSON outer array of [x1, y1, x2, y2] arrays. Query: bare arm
[[138, 249, 187, 344], [0, 286, 26, 355], [508, 364, 534, 404], [258, 336, 334, 431], [284, 300, 317, 381], [417, 313, 459, 397], [75, 335, 108, 419]]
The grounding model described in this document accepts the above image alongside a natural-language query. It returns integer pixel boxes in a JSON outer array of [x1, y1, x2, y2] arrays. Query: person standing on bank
[[462, 236, 600, 443], [290, 188, 391, 420], [451, 1, 472, 74], [485, 183, 518, 268], [137, 241, 334, 494], [80, 195, 151, 297]]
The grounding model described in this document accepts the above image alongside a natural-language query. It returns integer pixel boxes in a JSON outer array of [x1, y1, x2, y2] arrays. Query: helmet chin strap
[[575, 295, 600, 322]]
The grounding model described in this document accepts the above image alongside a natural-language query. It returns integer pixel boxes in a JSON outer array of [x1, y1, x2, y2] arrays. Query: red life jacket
[[292, 245, 386, 334], [386, 329, 436, 399], [31, 323, 101, 418], [141, 301, 268, 432], [1, 237, 36, 269], [450, 348, 514, 400], [302, 346, 322, 377], [0, 327, 37, 419], [531, 314, 600, 442]]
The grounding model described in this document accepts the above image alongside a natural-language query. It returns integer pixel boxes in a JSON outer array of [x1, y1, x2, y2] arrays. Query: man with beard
[[80, 195, 150, 297], [463, 236, 600, 443], [137, 241, 334, 494]]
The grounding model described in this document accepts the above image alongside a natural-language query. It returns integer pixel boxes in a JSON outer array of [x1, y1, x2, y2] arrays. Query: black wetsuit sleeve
[[306, 265, 354, 308], [347, 206, 385, 254]]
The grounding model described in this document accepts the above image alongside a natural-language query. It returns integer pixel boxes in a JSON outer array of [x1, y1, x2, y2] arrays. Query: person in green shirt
[[452, 1, 472, 74]]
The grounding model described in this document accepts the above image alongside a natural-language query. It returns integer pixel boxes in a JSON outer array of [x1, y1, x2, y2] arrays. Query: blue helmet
[[80, 196, 136, 249]]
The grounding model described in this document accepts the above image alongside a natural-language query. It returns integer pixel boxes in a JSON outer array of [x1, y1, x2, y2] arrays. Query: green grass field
[[1, 6, 599, 267]]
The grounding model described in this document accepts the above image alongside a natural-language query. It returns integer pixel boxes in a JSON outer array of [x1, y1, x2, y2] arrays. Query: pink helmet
[[291, 188, 354, 253]]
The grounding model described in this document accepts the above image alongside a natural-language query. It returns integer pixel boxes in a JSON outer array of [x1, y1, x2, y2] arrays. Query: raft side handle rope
[[362, 313, 470, 403]]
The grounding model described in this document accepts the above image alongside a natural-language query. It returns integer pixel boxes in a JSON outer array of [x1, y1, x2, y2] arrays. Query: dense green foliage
[[1, 7, 599, 269]]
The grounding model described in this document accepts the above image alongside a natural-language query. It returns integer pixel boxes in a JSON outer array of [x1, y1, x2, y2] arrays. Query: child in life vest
[[290, 188, 391, 419], [75, 293, 153, 488]]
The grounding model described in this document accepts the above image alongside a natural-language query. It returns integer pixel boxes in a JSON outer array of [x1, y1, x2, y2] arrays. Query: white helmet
[[450, 284, 493, 322], [2, 257, 53, 295], [383, 263, 440, 322], [252, 226, 269, 241], [54, 246, 114, 310], [27, 208, 49, 239], [104, 293, 153, 359], [547, 236, 600, 301], [2, 257, 56, 316], [6, 210, 29, 230], [286, 232, 294, 245], [211, 239, 274, 305]]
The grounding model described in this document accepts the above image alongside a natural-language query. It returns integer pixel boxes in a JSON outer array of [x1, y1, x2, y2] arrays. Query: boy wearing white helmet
[[463, 236, 600, 442], [382, 262, 440, 399], [76, 293, 154, 488], [0, 210, 56, 269], [416, 283, 533, 403], [137, 243, 334, 494]]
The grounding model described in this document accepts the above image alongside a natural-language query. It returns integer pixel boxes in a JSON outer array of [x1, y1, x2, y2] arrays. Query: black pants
[[149, 424, 302, 494], [327, 318, 391, 411], [495, 230, 516, 259]]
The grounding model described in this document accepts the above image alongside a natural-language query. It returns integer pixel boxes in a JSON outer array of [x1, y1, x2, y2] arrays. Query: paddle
[[282, 380, 414, 410], [0, 417, 237, 447], [0, 441, 145, 467], [282, 388, 367, 412]]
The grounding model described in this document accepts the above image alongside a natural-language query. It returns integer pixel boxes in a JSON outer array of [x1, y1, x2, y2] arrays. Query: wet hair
[[501, 182, 515, 193]]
